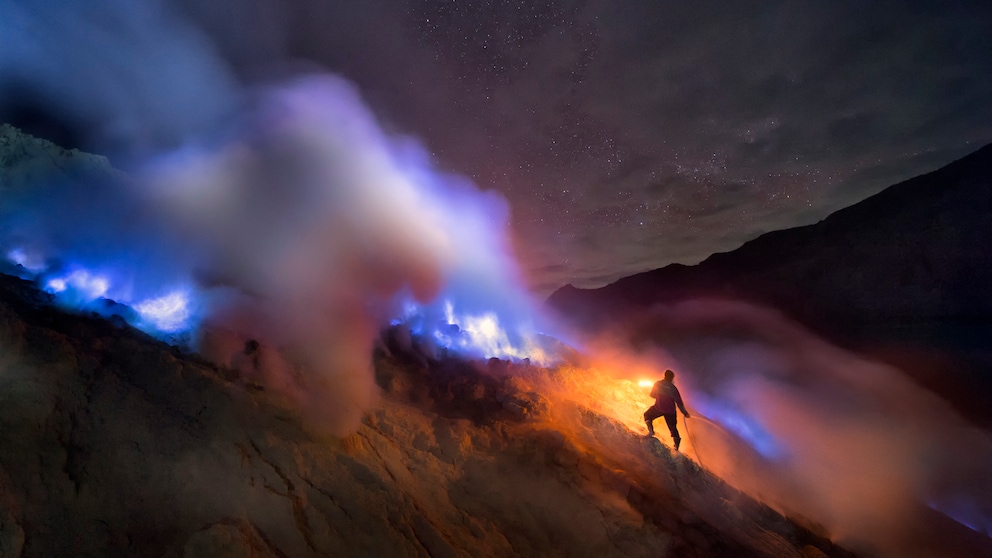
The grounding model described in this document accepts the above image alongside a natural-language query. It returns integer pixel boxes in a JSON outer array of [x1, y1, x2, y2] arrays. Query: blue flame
[[0, 75, 569, 362], [134, 290, 193, 333], [928, 496, 992, 536], [7, 248, 46, 273], [44, 268, 110, 301], [4, 243, 562, 359], [3, 250, 198, 340], [694, 395, 784, 459], [393, 296, 562, 365]]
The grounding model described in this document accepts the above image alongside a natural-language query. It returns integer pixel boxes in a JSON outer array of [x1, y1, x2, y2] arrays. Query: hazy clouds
[[614, 300, 992, 555]]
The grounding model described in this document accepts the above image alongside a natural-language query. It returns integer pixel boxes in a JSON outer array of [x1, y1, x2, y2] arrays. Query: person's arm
[[674, 387, 690, 417]]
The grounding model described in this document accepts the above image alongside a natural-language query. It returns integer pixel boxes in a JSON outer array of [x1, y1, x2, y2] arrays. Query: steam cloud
[[3, 2, 992, 555], [145, 75, 552, 435], [0, 0, 238, 153], [612, 300, 992, 555], [0, 1, 554, 435]]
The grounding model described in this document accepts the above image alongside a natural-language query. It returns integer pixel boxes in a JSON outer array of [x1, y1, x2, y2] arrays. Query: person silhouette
[[644, 369, 690, 450]]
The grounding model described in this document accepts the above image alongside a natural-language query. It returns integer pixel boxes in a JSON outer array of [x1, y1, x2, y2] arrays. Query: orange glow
[[516, 366, 659, 436], [547, 365, 650, 431], [638, 379, 653, 388]]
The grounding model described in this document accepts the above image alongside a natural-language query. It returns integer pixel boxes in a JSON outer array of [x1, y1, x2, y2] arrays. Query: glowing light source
[[638, 379, 653, 388], [135, 291, 191, 333], [6, 248, 46, 272], [398, 298, 557, 365], [46, 277, 67, 292], [44, 269, 110, 301], [20, 255, 197, 339]]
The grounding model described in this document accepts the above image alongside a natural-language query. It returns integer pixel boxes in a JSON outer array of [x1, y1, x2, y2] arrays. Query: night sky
[[4, 0, 992, 294]]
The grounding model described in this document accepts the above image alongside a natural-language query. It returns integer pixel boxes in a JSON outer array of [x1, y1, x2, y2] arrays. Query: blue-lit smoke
[[0, 0, 238, 154], [396, 298, 560, 365], [691, 394, 783, 460], [0, 72, 566, 434], [625, 300, 992, 555], [10, 2, 988, 554], [0, 0, 568, 439], [0, 152, 206, 339], [929, 497, 992, 537]]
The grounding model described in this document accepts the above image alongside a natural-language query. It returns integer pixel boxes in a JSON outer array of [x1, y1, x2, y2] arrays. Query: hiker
[[644, 369, 690, 450]]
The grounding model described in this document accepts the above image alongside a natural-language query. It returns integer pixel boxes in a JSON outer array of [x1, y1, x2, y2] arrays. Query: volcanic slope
[[0, 271, 852, 558], [548, 142, 992, 425]]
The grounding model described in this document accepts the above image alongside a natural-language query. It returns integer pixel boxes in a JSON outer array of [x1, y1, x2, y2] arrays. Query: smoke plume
[[0, 0, 552, 435], [4, 2, 992, 555], [609, 300, 992, 555]]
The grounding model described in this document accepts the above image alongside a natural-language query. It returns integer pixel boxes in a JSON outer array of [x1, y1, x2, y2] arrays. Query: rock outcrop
[[0, 123, 121, 194]]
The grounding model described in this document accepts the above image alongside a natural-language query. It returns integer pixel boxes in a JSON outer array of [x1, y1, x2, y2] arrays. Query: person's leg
[[643, 407, 663, 435], [663, 414, 681, 450]]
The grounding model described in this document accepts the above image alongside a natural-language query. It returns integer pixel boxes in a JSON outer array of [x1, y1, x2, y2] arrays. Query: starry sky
[[4, 0, 992, 295]]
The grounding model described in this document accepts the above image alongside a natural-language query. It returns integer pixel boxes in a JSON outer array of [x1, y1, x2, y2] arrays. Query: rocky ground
[[0, 272, 852, 557]]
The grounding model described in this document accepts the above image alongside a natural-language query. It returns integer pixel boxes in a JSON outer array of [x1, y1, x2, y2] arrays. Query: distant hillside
[[549, 143, 992, 424]]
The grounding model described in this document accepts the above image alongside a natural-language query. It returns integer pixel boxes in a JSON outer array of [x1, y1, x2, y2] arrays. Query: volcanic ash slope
[[0, 275, 847, 557]]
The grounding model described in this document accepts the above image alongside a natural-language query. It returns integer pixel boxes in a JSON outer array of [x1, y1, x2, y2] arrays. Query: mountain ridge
[[548, 142, 992, 423]]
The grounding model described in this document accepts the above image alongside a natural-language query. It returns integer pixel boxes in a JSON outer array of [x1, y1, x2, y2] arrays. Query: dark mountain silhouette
[[549, 142, 992, 425]]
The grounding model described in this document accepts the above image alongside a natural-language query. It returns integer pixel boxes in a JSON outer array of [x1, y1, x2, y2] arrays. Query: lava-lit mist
[[581, 300, 992, 555]]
